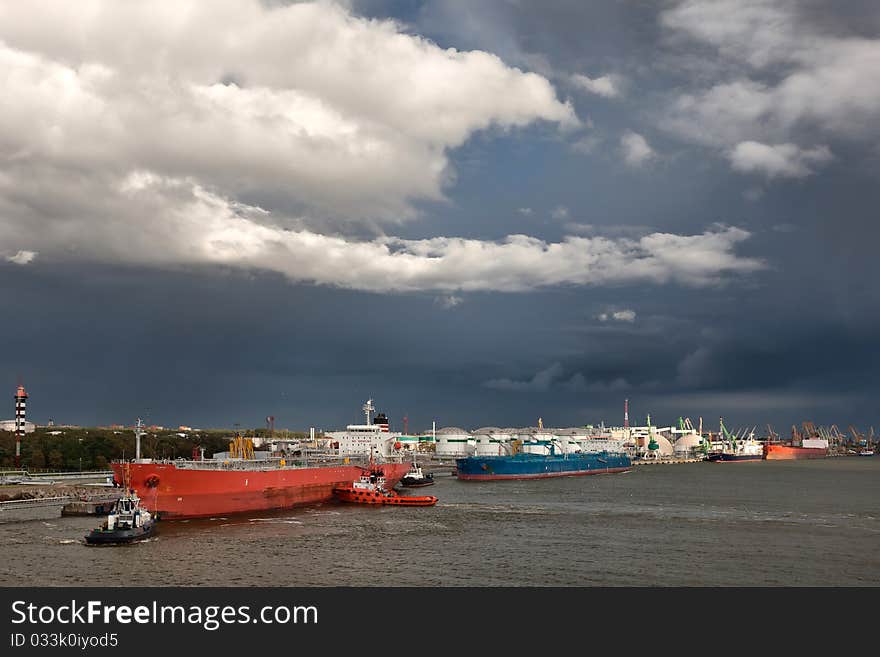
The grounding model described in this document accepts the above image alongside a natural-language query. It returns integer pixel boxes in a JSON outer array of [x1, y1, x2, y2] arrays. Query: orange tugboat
[[334, 467, 437, 507]]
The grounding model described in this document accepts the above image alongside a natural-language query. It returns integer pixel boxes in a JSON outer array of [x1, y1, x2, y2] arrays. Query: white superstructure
[[325, 399, 403, 457]]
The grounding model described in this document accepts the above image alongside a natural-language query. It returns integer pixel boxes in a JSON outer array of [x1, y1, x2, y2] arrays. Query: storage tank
[[551, 428, 583, 453], [522, 430, 557, 455], [435, 427, 474, 457], [472, 427, 511, 456], [673, 433, 704, 457]]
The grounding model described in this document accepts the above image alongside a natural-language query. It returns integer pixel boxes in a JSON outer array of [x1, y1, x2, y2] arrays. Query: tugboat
[[85, 481, 155, 545], [398, 458, 435, 488], [334, 467, 437, 506]]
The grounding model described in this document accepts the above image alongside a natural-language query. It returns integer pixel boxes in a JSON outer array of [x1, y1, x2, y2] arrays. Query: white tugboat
[[84, 489, 155, 544], [86, 449, 156, 545], [399, 458, 435, 488]]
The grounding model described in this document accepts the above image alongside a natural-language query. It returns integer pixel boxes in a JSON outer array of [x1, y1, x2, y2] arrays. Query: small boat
[[334, 468, 437, 506], [399, 460, 435, 487], [858, 449, 875, 456], [85, 489, 155, 545]]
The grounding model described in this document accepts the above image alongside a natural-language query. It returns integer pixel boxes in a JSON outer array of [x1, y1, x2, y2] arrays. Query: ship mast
[[134, 418, 145, 461], [362, 398, 375, 426]]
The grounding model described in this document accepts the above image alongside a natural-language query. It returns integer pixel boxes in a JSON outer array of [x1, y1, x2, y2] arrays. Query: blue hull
[[455, 451, 631, 480]]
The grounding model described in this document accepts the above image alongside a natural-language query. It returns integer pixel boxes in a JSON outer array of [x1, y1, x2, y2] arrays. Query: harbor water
[[1, 457, 878, 586]]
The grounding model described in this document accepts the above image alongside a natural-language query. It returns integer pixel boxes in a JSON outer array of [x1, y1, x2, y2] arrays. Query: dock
[[0, 470, 113, 485], [0, 496, 74, 522], [61, 496, 121, 516]]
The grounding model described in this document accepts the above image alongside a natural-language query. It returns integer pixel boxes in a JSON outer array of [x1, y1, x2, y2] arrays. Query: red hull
[[763, 444, 828, 460], [112, 461, 411, 519], [456, 466, 631, 480]]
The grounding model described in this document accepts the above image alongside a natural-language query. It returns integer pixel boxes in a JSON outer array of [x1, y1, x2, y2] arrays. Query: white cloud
[[661, 0, 880, 173], [551, 206, 569, 220], [599, 310, 636, 322], [0, 170, 764, 292], [5, 250, 37, 265], [728, 141, 833, 179], [571, 134, 601, 155], [0, 1, 768, 295], [436, 294, 463, 309], [0, 0, 576, 226], [570, 73, 622, 98], [620, 131, 655, 167], [517, 207, 533, 215]]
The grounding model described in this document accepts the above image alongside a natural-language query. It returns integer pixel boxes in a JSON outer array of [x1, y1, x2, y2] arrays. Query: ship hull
[[333, 487, 438, 506], [85, 524, 154, 545], [112, 461, 411, 519], [455, 452, 631, 481], [399, 479, 435, 487], [763, 444, 828, 460], [706, 453, 763, 462]]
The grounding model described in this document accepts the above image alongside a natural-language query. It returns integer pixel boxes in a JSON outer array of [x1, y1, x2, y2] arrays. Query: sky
[[1, 0, 878, 434]]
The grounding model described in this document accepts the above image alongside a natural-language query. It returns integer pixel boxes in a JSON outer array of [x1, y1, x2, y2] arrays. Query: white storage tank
[[673, 433, 704, 457], [473, 427, 510, 456], [435, 427, 474, 457], [550, 428, 580, 453], [522, 430, 556, 455]]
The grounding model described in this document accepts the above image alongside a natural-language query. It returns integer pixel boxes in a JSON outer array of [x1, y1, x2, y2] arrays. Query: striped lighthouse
[[14, 384, 28, 468]]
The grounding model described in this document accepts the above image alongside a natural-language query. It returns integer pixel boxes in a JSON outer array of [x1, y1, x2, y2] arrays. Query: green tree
[[47, 450, 64, 469], [29, 450, 45, 469]]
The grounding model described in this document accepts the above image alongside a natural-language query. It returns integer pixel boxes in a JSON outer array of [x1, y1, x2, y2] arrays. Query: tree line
[[0, 427, 308, 471]]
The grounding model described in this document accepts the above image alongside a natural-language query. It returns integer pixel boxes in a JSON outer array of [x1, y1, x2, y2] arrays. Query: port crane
[[719, 417, 737, 450], [849, 425, 865, 446]]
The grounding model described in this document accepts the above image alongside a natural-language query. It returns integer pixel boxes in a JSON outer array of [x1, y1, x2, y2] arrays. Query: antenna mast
[[362, 398, 375, 425], [134, 418, 145, 461]]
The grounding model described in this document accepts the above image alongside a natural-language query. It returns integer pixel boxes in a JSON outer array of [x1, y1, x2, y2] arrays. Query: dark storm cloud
[[1, 0, 878, 433]]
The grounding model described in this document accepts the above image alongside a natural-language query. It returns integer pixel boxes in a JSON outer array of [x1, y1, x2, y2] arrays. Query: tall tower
[[624, 398, 629, 430], [14, 384, 28, 468]]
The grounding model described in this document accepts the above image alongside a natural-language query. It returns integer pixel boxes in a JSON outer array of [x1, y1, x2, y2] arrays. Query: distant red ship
[[763, 439, 829, 460]]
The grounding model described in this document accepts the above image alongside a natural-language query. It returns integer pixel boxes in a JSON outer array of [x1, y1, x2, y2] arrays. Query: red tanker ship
[[111, 424, 410, 519], [112, 458, 411, 519]]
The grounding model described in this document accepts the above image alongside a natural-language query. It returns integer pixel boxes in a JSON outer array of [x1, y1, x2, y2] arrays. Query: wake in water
[[248, 518, 303, 525]]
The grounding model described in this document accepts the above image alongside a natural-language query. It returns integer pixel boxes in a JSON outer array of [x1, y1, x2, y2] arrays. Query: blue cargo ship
[[455, 450, 631, 480]]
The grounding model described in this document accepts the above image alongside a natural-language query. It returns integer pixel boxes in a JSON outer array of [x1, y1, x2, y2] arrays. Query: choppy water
[[1, 458, 878, 586]]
